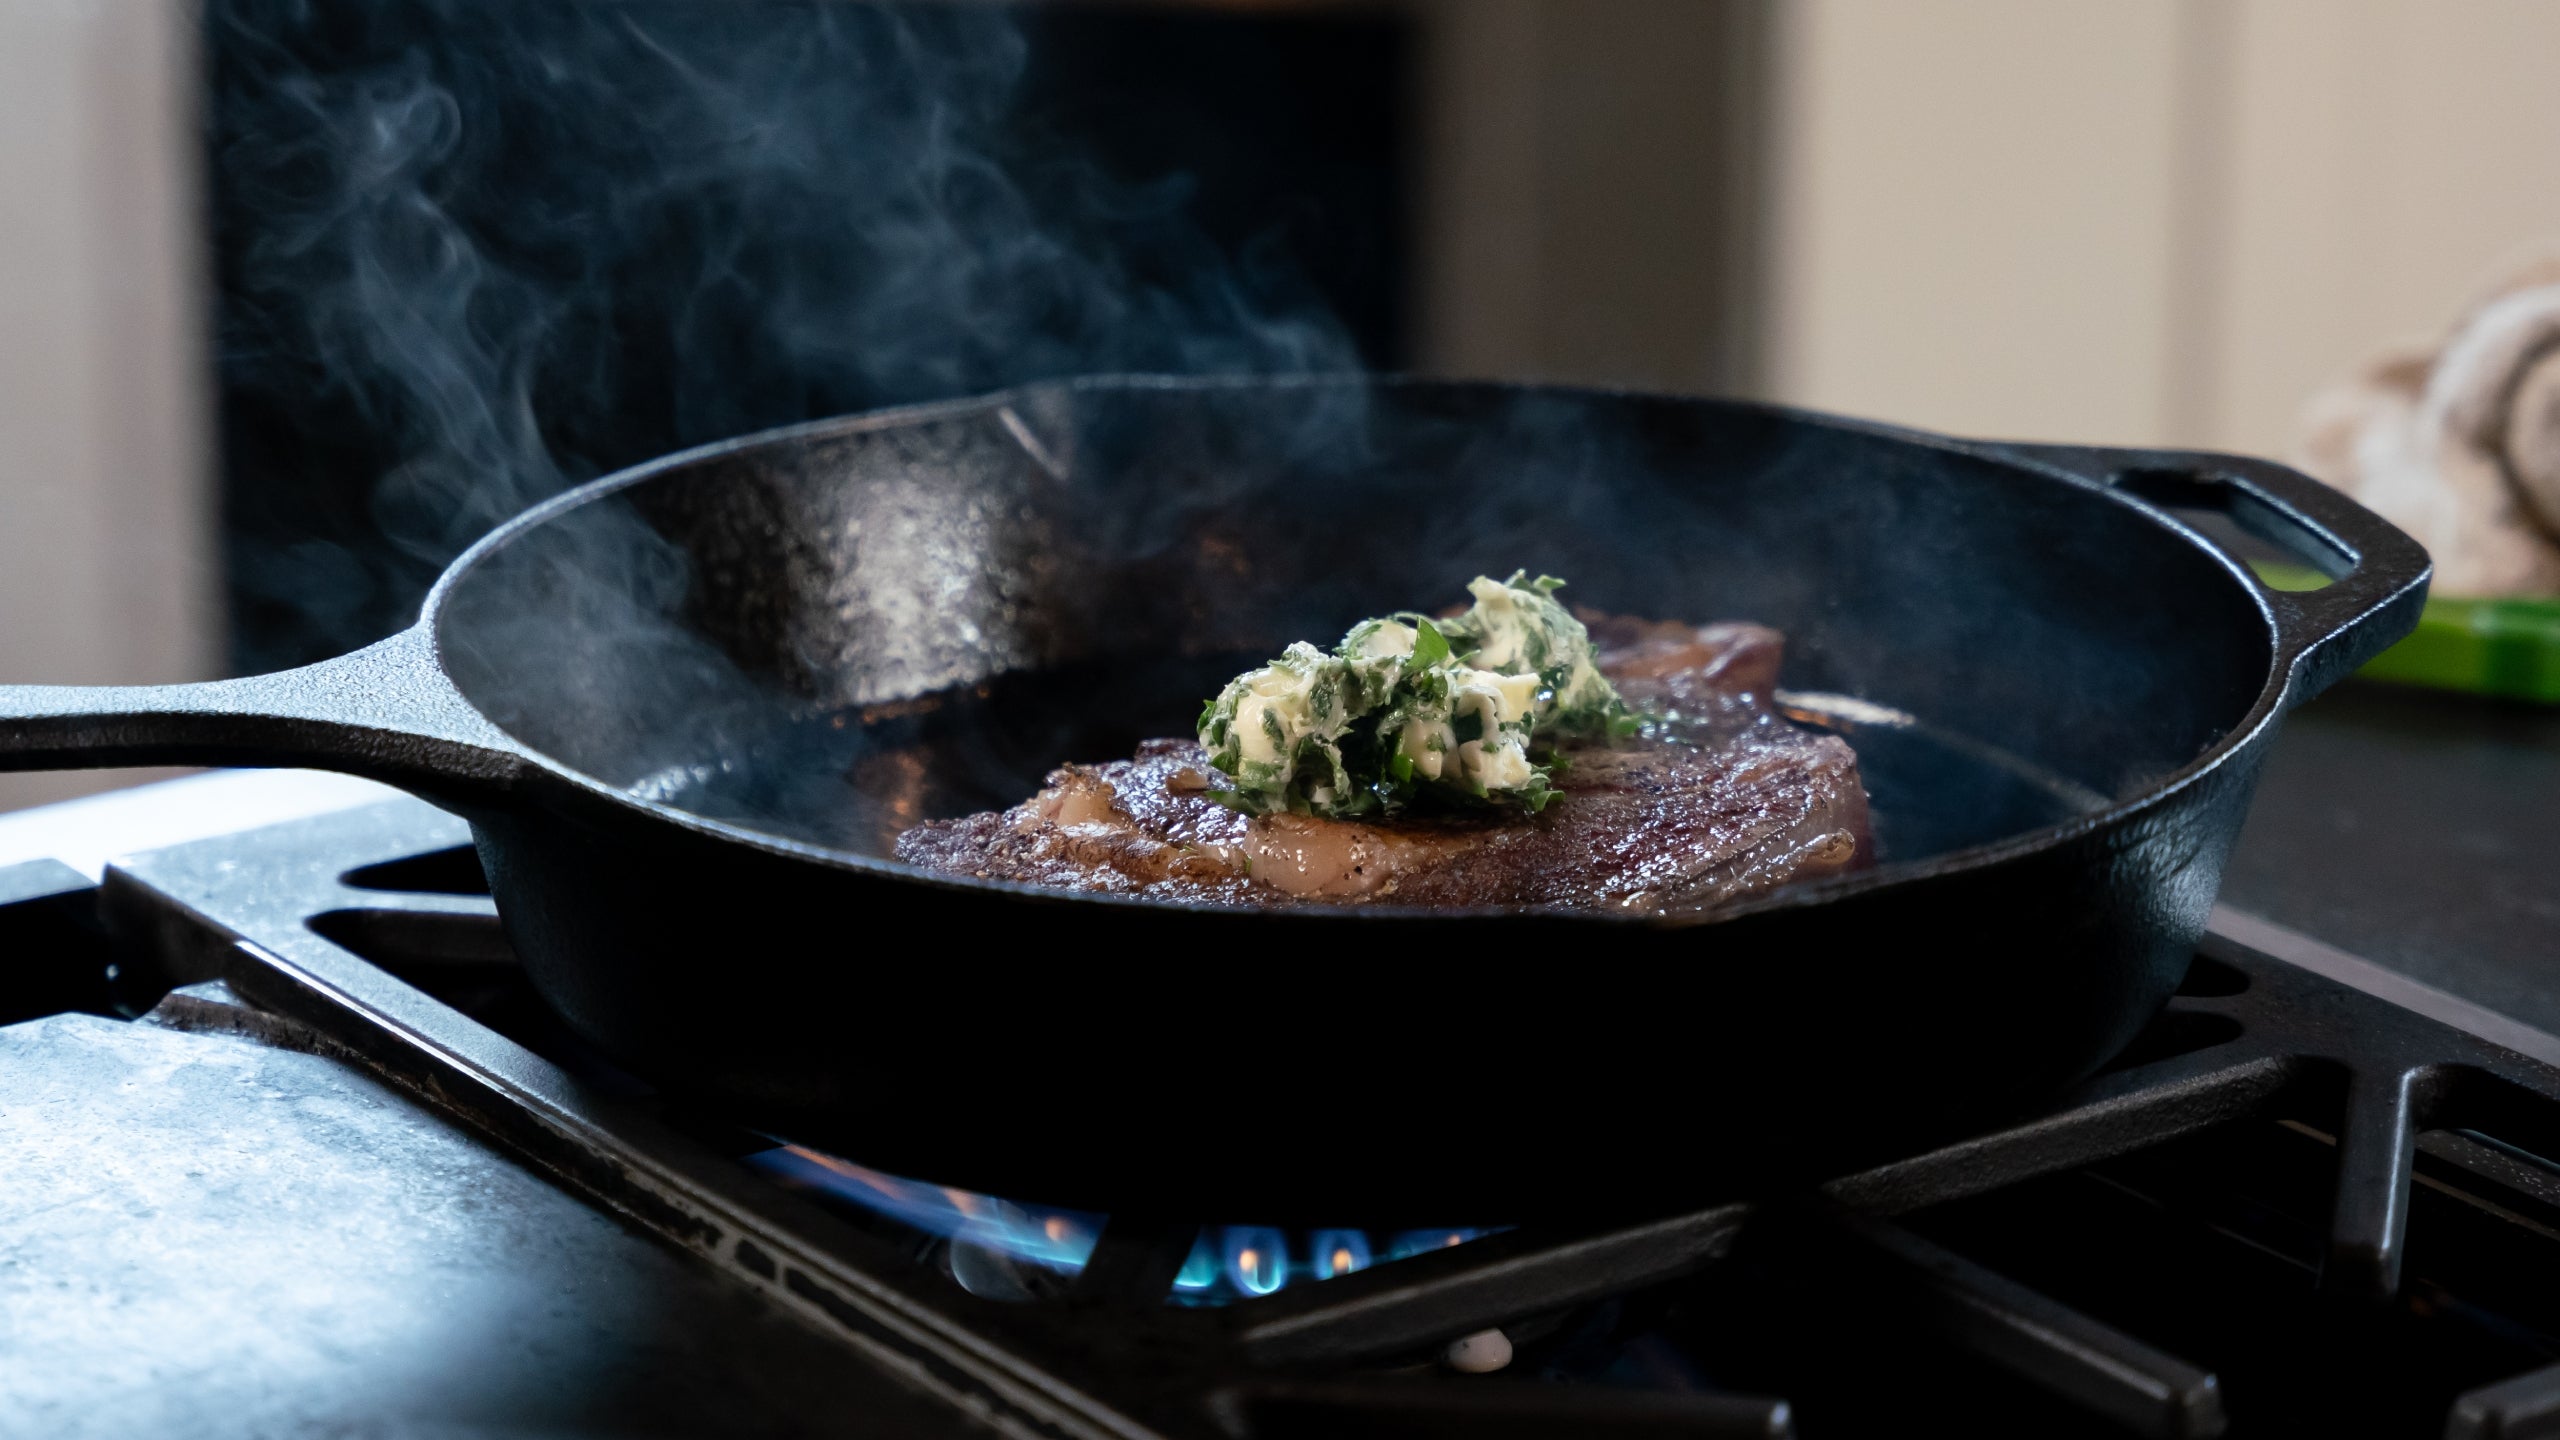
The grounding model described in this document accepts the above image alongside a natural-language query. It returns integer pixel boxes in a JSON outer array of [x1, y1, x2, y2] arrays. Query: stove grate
[[9, 796, 2555, 1438]]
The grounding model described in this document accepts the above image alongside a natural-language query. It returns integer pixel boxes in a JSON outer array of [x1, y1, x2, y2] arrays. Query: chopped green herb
[[1195, 572, 1633, 817], [1407, 616, 1451, 672]]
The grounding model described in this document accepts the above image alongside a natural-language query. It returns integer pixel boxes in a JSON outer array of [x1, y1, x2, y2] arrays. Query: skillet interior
[[411, 376, 2323, 1219], [435, 377, 2274, 876]]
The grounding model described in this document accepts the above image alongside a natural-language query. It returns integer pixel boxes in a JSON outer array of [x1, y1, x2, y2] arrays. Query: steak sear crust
[[894, 618, 1872, 915]]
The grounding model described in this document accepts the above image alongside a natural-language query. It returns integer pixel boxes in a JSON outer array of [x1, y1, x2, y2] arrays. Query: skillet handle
[[1971, 443, 2434, 702], [0, 625, 530, 801]]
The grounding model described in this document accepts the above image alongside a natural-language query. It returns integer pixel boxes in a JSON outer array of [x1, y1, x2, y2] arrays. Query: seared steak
[[894, 618, 1871, 914]]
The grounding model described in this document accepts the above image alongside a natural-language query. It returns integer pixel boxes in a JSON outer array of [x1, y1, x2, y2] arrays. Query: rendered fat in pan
[[0, 377, 2429, 1223]]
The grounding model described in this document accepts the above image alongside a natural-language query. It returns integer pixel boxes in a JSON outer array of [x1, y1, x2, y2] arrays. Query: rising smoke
[[210, 0, 1364, 672], [203, 2, 2210, 870]]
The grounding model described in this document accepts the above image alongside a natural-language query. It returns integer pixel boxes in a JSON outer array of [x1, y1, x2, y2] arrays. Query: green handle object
[[2252, 560, 2560, 703]]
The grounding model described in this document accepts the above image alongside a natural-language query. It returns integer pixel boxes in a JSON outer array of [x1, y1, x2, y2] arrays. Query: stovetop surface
[[0, 831, 975, 1440], [1, 677, 2557, 1439], [0, 1012, 969, 1439]]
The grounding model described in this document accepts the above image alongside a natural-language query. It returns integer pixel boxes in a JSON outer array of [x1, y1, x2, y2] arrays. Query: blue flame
[[744, 1144, 1497, 1305], [1174, 1233, 1223, 1294], [744, 1146, 1101, 1272], [1310, 1229, 1372, 1280], [1387, 1228, 1486, 1261], [1223, 1227, 1289, 1297]]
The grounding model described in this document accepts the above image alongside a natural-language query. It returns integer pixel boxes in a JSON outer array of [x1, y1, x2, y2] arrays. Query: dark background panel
[[209, 0, 1412, 673]]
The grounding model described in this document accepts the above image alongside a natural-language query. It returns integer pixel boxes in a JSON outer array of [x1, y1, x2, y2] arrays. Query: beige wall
[[2211, 0, 2560, 458], [1764, 0, 2560, 458], [1766, 0, 2194, 447], [0, 0, 218, 811]]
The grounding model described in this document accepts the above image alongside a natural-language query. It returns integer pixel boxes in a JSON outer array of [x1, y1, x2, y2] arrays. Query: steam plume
[[210, 0, 1360, 669]]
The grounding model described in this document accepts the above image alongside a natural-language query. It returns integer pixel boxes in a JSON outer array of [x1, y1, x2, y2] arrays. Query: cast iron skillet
[[0, 377, 2427, 1222]]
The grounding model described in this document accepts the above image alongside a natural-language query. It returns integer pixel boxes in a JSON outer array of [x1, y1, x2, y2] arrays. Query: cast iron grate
[[19, 797, 2560, 1438]]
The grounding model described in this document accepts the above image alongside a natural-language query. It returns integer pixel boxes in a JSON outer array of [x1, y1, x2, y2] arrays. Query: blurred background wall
[[0, 0, 218, 811], [5, 0, 2560, 810], [1753, 0, 2560, 457], [1420, 0, 2560, 457]]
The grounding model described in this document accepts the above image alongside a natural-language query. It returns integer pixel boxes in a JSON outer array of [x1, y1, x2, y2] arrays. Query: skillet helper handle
[[0, 625, 529, 800], [1975, 442, 2434, 702]]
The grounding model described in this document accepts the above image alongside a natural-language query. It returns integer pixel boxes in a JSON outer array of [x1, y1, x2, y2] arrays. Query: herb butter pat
[[1196, 573, 1634, 817]]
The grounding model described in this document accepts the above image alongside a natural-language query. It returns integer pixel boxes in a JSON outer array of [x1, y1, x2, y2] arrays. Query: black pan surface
[[0, 378, 2428, 1222]]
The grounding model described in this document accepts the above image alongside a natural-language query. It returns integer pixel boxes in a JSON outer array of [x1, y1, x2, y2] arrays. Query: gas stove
[[6, 780, 2560, 1438]]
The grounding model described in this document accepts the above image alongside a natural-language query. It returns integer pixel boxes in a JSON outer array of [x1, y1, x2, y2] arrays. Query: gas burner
[[746, 1143, 1491, 1307], [9, 794, 2560, 1437]]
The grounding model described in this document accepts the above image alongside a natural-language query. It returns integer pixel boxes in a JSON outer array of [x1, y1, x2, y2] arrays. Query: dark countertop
[[0, 1002, 988, 1439], [2223, 680, 2560, 1033]]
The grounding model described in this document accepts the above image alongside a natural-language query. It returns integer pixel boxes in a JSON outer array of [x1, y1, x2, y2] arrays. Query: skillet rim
[[419, 372, 2316, 930]]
